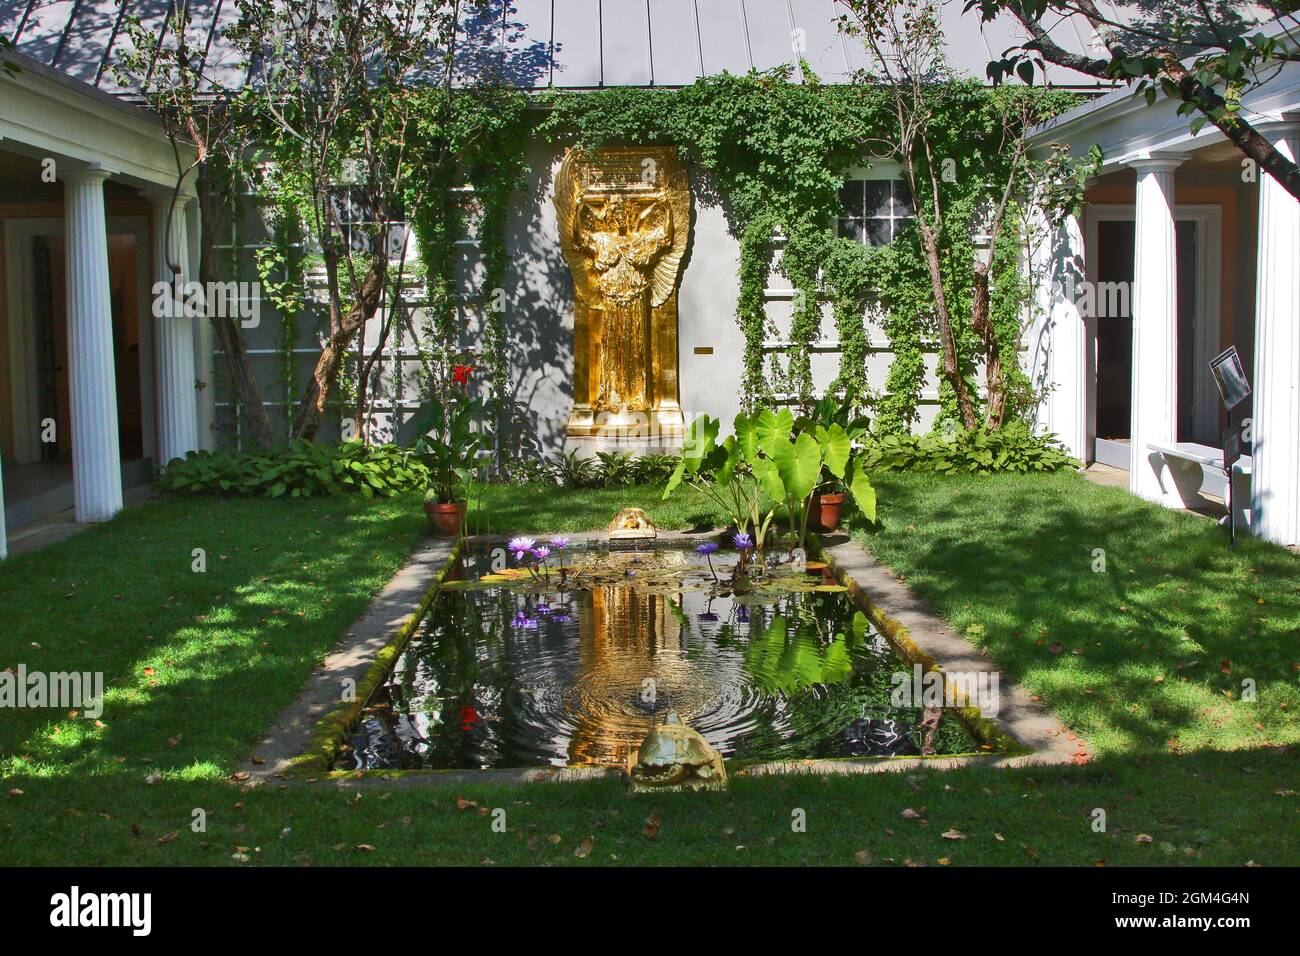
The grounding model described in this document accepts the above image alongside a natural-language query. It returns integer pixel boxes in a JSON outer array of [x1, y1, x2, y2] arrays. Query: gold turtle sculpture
[[627, 711, 728, 793], [608, 507, 657, 540]]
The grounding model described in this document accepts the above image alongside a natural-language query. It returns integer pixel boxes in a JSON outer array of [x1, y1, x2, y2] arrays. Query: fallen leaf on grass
[[154, 831, 179, 845], [574, 838, 594, 859], [853, 849, 872, 865], [643, 813, 661, 840], [1134, 834, 1155, 844], [941, 828, 967, 841], [901, 807, 924, 820]]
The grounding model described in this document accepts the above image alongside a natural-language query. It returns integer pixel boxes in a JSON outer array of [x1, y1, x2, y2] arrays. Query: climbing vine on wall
[[251, 69, 1078, 444]]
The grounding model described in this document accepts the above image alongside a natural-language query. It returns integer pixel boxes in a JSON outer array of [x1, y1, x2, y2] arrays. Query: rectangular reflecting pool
[[337, 541, 980, 771]]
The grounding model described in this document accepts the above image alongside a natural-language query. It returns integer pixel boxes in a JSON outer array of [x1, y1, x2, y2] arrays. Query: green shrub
[[862, 423, 1078, 475], [159, 441, 429, 499], [629, 453, 679, 485]]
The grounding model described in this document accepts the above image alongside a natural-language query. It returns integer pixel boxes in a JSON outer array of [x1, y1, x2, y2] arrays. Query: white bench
[[1146, 442, 1252, 529]]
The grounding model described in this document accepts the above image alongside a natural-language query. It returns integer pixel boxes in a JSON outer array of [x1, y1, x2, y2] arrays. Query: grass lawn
[[851, 471, 1300, 758], [468, 481, 730, 533], [1, 475, 1296, 866]]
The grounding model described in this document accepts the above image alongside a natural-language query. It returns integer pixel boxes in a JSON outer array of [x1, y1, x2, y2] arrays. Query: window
[[327, 185, 407, 259], [837, 177, 914, 245]]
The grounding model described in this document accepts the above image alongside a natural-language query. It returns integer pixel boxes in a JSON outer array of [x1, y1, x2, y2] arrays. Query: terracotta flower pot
[[424, 500, 466, 537], [814, 492, 846, 532]]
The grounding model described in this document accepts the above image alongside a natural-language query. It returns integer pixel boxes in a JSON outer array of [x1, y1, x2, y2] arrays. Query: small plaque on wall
[[693, 346, 713, 355]]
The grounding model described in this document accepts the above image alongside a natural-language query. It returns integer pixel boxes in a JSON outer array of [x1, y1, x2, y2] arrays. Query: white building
[[1026, 12, 1300, 545], [1, 0, 1295, 555]]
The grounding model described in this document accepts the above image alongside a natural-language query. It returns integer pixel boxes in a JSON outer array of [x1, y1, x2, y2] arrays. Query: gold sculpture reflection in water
[[565, 583, 688, 768], [554, 147, 690, 444]]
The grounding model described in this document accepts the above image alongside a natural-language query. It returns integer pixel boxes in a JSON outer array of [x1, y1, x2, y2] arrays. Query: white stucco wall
[[211, 143, 951, 454]]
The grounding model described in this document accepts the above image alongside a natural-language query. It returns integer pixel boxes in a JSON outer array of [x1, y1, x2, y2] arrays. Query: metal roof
[[0, 0, 1274, 96]]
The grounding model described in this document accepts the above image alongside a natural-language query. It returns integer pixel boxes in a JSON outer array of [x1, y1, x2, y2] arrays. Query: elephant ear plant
[[664, 406, 877, 558]]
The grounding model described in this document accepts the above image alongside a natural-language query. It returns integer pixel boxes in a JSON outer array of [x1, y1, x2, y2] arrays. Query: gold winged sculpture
[[555, 147, 690, 444]]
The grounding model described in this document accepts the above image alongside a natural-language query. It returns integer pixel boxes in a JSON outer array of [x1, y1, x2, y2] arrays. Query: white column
[[185, 197, 216, 451], [63, 166, 123, 523], [1030, 211, 1089, 462], [1129, 155, 1185, 504], [143, 187, 199, 465], [1250, 116, 1300, 546]]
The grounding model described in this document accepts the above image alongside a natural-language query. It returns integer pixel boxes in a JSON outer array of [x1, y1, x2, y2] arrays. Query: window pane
[[892, 179, 914, 217], [838, 218, 864, 242], [864, 180, 892, 218], [838, 180, 864, 219], [864, 219, 892, 246]]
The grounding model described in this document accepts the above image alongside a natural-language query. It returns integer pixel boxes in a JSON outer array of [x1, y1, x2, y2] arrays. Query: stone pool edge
[[806, 535, 1086, 770], [247, 529, 1083, 786], [240, 536, 461, 780]]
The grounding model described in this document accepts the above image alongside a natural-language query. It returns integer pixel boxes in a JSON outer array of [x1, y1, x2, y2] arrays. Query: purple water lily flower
[[549, 536, 569, 551], [532, 546, 552, 561], [732, 532, 754, 550], [507, 536, 536, 559], [697, 611, 719, 622], [511, 610, 538, 630], [696, 540, 721, 581]]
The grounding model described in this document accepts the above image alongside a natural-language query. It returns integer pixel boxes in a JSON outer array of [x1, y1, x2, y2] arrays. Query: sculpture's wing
[[650, 149, 691, 307], [554, 149, 600, 307]]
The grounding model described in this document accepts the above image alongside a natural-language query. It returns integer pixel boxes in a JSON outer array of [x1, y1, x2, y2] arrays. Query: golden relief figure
[[555, 147, 690, 444]]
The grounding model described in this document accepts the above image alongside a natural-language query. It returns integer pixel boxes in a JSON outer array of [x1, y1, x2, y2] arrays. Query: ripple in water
[[340, 545, 977, 769]]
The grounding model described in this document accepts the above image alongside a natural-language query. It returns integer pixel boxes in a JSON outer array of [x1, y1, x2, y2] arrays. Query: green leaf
[[754, 407, 794, 457], [845, 458, 876, 522], [815, 423, 851, 479], [773, 432, 822, 503], [662, 456, 688, 499], [751, 457, 786, 504]]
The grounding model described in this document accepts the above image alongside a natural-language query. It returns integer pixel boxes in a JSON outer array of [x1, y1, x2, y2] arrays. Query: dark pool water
[[339, 543, 977, 770]]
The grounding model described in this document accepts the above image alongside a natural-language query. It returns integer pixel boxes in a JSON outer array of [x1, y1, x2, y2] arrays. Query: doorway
[[5, 216, 153, 468], [1084, 205, 1222, 468], [28, 234, 145, 461]]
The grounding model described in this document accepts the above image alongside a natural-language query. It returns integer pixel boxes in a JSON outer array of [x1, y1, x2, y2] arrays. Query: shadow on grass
[[0, 494, 426, 775], [850, 471, 1300, 755]]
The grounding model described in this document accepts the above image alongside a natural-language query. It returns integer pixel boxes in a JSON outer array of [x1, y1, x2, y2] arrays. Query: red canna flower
[[459, 705, 478, 731], [453, 364, 474, 384]]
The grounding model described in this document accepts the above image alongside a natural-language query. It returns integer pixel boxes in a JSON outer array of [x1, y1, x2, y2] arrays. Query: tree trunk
[[919, 223, 979, 429], [291, 256, 388, 440], [972, 268, 1008, 428], [197, 168, 277, 448]]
